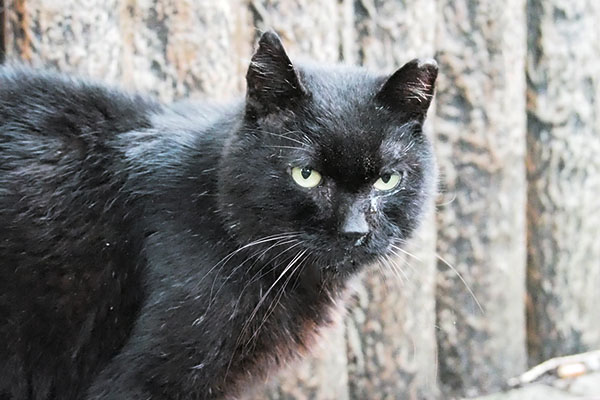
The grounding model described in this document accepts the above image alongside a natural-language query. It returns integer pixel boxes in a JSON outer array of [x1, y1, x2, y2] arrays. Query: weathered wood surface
[[434, 0, 528, 397], [4, 0, 125, 82], [2, 0, 600, 399], [117, 0, 251, 101], [343, 1, 439, 399], [0, 0, 6, 63], [526, 0, 600, 366], [4, 0, 251, 101]]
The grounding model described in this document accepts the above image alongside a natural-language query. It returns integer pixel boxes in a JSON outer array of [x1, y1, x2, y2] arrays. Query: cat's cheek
[[377, 201, 405, 227], [286, 183, 334, 219], [289, 201, 319, 225]]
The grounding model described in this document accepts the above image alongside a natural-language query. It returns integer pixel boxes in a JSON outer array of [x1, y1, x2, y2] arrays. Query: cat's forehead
[[296, 65, 401, 145], [294, 64, 390, 138], [297, 63, 383, 113]]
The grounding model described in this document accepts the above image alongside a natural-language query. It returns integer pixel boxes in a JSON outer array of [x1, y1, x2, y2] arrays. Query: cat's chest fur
[[140, 224, 348, 373]]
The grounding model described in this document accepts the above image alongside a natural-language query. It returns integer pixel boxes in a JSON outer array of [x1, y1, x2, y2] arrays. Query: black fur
[[0, 32, 437, 399]]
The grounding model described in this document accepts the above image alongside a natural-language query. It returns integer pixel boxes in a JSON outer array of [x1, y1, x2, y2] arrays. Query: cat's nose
[[340, 207, 370, 244]]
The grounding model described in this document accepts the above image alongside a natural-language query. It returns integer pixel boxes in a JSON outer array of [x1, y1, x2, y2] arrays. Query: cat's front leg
[[86, 283, 248, 400], [86, 333, 231, 400]]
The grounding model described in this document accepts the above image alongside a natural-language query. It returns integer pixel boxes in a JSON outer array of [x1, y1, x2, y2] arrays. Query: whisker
[[376, 262, 392, 296], [382, 254, 407, 287], [387, 254, 410, 284], [211, 238, 300, 305], [387, 248, 417, 274], [436, 191, 457, 207], [390, 243, 423, 263], [248, 251, 308, 345], [262, 131, 309, 147], [436, 253, 485, 314], [245, 249, 308, 330], [198, 232, 302, 305], [234, 248, 307, 354], [206, 233, 300, 286], [265, 145, 311, 152], [223, 247, 307, 381], [377, 256, 396, 291], [230, 241, 304, 315]]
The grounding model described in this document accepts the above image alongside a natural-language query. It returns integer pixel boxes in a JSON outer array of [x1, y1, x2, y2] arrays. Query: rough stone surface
[[434, 0, 528, 397], [526, 0, 600, 366]]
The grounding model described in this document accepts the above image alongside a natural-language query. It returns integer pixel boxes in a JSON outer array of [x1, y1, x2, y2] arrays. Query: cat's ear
[[245, 30, 306, 119], [375, 58, 438, 120]]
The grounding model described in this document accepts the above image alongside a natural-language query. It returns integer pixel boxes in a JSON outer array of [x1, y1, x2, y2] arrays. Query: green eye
[[291, 167, 322, 188], [373, 173, 402, 191]]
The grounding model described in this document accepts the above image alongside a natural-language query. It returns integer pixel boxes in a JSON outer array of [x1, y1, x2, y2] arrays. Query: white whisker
[[390, 243, 423, 263], [248, 251, 308, 344], [436, 253, 485, 314]]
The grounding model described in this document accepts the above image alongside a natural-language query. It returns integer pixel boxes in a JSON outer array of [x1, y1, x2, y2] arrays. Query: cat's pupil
[[301, 167, 312, 179], [381, 174, 391, 183]]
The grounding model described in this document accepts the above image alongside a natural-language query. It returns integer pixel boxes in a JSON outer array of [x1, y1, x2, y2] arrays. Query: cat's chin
[[320, 246, 385, 278], [296, 233, 390, 269]]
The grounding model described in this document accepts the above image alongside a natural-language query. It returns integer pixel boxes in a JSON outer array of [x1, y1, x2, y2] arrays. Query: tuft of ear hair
[[376, 58, 438, 120], [245, 30, 306, 119]]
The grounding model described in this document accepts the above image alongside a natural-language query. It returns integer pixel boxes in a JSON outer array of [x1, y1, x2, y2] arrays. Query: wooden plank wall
[[0, 0, 5, 63], [1, 0, 599, 398], [434, 1, 527, 397], [525, 0, 600, 366]]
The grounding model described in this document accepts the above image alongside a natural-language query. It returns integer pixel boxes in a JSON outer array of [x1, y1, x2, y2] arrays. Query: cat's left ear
[[375, 58, 438, 120], [245, 31, 306, 119]]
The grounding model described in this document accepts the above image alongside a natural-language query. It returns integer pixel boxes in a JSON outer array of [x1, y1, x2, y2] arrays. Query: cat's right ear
[[375, 58, 438, 121], [245, 31, 306, 120]]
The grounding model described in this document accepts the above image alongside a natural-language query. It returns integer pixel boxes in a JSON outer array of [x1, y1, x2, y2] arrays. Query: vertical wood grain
[[343, 1, 439, 399], [526, 0, 600, 366], [4, 0, 124, 81], [4, 0, 252, 101], [434, 0, 528, 397], [118, 0, 252, 101], [0, 0, 6, 63], [7, 0, 593, 398]]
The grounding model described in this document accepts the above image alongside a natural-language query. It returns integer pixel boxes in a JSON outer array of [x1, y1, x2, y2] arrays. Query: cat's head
[[218, 31, 437, 278]]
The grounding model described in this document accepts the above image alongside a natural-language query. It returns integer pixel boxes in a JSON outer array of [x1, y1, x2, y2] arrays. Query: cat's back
[[0, 65, 158, 149], [0, 66, 159, 248], [0, 66, 159, 398]]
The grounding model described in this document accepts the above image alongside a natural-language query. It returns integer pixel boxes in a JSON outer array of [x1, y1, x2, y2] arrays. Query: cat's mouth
[[285, 230, 390, 273], [327, 234, 388, 268]]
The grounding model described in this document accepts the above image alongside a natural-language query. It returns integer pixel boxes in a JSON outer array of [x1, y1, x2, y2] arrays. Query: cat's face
[[218, 32, 437, 277]]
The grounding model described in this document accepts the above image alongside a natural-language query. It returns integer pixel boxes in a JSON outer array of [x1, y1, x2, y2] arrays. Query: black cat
[[0, 31, 438, 399]]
